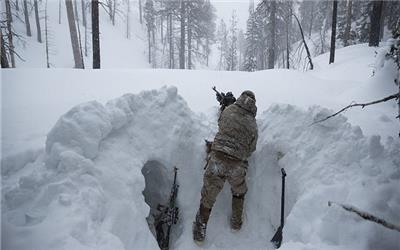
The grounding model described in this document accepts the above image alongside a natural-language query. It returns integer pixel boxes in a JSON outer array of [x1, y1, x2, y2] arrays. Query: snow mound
[[257, 104, 400, 250], [2, 87, 207, 250], [2, 88, 400, 250]]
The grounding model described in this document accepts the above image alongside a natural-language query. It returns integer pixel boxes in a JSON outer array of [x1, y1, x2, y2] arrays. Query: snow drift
[[2, 87, 400, 250]]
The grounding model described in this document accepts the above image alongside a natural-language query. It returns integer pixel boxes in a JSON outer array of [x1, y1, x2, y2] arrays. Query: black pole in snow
[[271, 168, 287, 249]]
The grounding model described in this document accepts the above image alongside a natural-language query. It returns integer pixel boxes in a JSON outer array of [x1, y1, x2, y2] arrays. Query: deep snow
[[2, 44, 400, 250]]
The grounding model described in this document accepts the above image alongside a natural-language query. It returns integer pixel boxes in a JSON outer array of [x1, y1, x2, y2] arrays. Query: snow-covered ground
[[2, 44, 400, 250]]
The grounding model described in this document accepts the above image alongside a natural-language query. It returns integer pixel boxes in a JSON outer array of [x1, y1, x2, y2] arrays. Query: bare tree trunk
[[1, 29, 10, 68], [169, 13, 174, 68], [59, 0, 62, 24], [206, 38, 209, 67], [369, 1, 383, 47], [81, 0, 88, 56], [160, 0, 163, 44], [126, 0, 130, 39], [45, 0, 50, 67], [92, 0, 100, 68], [286, 9, 291, 69], [139, 0, 143, 24], [23, 0, 32, 37], [179, 0, 185, 69], [343, 0, 352, 47], [286, 23, 289, 69], [66, 0, 83, 68], [34, 0, 42, 43], [16, 0, 19, 11], [329, 0, 338, 64], [267, 0, 276, 69], [5, 0, 15, 67], [74, 0, 79, 20], [187, 11, 192, 69], [112, 0, 116, 26], [84, 18, 88, 56], [147, 28, 151, 63], [379, 1, 385, 41], [81, 0, 86, 27], [75, 0, 85, 68]]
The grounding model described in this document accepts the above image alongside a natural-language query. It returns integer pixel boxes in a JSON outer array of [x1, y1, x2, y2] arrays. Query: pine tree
[[237, 29, 245, 70], [267, 0, 276, 69], [185, 0, 216, 69], [243, 12, 258, 72], [385, 1, 400, 33], [355, 1, 371, 43], [299, 0, 315, 38], [217, 19, 228, 70], [225, 10, 238, 71]]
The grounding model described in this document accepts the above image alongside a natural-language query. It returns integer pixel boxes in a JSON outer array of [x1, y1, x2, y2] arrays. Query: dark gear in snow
[[271, 168, 287, 249], [155, 167, 179, 250], [194, 91, 258, 242]]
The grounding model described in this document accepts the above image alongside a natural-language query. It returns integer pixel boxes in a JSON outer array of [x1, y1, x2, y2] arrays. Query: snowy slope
[[2, 44, 398, 158], [2, 44, 400, 250]]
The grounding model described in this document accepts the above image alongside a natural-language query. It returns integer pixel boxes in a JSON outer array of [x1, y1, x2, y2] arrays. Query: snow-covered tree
[[216, 18, 228, 70], [243, 3, 262, 71], [225, 10, 238, 71]]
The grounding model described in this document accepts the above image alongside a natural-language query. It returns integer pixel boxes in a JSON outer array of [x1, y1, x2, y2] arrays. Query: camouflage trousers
[[200, 151, 248, 209]]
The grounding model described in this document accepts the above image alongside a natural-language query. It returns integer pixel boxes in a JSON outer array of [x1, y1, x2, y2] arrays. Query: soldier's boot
[[193, 204, 211, 244], [230, 194, 245, 231]]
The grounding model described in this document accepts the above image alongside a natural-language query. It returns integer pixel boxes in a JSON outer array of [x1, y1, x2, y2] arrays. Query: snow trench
[[2, 87, 400, 250]]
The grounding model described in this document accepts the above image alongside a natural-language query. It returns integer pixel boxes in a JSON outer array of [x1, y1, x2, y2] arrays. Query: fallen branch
[[328, 201, 400, 232], [311, 93, 399, 125]]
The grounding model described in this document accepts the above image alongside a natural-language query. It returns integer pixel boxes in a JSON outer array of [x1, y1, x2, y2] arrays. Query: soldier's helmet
[[241, 90, 256, 102]]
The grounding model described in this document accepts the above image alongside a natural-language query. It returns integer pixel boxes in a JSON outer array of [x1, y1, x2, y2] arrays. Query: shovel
[[271, 168, 287, 249]]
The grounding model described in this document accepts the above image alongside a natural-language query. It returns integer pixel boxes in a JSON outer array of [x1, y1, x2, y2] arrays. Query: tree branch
[[328, 201, 400, 232], [311, 93, 400, 125]]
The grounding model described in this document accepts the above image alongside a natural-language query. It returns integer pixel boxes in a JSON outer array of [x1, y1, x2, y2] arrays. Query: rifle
[[159, 167, 179, 250], [271, 168, 287, 249], [212, 86, 236, 111]]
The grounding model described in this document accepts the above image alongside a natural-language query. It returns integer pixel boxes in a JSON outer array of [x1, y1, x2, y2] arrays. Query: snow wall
[[2, 87, 400, 250]]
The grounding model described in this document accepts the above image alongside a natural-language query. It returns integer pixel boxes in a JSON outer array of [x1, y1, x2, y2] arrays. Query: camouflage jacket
[[211, 93, 258, 161]]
